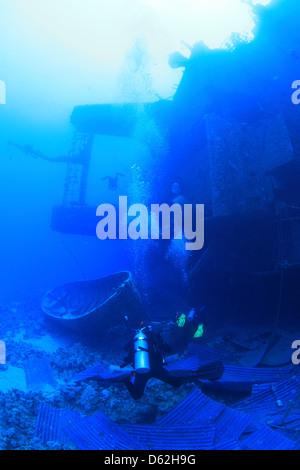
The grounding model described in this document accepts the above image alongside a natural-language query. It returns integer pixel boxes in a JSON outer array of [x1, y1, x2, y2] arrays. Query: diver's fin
[[196, 361, 224, 381]]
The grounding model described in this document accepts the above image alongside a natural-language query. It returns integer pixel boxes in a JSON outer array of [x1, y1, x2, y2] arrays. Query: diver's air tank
[[187, 308, 196, 323], [134, 331, 150, 374]]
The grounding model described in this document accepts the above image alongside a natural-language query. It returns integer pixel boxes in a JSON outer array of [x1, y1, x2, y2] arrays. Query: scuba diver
[[172, 307, 206, 355], [101, 173, 125, 191], [120, 310, 224, 400], [7, 140, 92, 164], [171, 182, 189, 206], [165, 182, 192, 297], [121, 327, 181, 400]]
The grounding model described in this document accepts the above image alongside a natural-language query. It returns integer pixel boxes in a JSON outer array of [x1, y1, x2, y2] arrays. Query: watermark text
[[0, 341, 6, 364], [96, 196, 204, 251], [0, 80, 6, 105], [292, 80, 300, 105]]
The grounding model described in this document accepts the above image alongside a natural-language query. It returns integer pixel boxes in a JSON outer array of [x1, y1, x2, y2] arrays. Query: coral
[[80, 384, 100, 411]]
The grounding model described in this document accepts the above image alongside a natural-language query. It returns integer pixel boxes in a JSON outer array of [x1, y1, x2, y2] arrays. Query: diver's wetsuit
[[121, 329, 182, 400]]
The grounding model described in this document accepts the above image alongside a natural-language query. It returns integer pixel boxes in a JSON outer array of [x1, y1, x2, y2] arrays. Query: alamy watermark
[[291, 80, 300, 105], [291, 341, 300, 365], [0, 80, 6, 105], [0, 341, 6, 365], [96, 196, 204, 251]]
